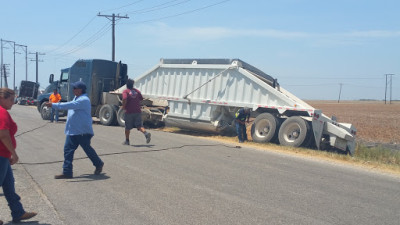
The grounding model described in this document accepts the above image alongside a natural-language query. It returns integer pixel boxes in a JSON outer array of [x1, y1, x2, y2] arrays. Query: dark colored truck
[[37, 59, 128, 123], [17, 80, 40, 105]]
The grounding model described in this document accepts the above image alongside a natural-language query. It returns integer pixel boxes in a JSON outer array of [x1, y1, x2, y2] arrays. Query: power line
[[45, 16, 97, 54], [54, 22, 112, 57], [45, 0, 229, 58], [285, 83, 340, 87], [123, 0, 232, 24], [100, 0, 145, 13], [124, 0, 191, 14], [279, 76, 382, 80]]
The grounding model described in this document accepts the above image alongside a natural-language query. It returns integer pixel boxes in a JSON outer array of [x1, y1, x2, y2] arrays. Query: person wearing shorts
[[121, 79, 151, 145]]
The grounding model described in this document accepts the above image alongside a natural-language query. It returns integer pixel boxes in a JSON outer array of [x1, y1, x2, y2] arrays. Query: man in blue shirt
[[235, 107, 251, 143], [46, 81, 104, 179]]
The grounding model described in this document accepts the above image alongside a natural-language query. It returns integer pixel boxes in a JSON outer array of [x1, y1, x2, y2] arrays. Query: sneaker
[[122, 140, 130, 145], [145, 133, 151, 144], [12, 212, 37, 222], [94, 163, 104, 175], [54, 174, 73, 179]]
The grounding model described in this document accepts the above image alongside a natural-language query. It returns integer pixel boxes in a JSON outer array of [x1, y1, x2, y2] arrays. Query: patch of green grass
[[355, 144, 400, 166]]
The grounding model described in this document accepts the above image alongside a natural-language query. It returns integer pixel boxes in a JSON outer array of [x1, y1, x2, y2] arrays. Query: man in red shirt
[[0, 88, 37, 223], [121, 79, 151, 145]]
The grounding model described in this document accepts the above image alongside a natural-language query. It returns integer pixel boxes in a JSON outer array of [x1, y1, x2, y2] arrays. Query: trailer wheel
[[99, 104, 117, 126], [117, 108, 125, 127], [251, 113, 280, 143], [40, 102, 52, 120], [278, 116, 310, 147]]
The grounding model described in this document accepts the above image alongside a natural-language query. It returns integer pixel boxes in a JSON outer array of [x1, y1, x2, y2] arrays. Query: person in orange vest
[[49, 89, 61, 122]]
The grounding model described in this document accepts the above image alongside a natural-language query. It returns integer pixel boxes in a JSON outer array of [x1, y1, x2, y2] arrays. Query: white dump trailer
[[113, 59, 357, 155]]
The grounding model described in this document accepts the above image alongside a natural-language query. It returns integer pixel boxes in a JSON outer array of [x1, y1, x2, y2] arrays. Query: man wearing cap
[[45, 81, 104, 179], [235, 107, 251, 143]]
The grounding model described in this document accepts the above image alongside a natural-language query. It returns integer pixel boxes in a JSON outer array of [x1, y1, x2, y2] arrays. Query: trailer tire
[[40, 102, 52, 120], [278, 116, 310, 147], [251, 113, 280, 143], [117, 108, 125, 127], [99, 104, 117, 126]]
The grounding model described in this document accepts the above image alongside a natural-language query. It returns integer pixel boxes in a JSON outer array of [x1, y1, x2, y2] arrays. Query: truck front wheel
[[40, 102, 52, 120], [278, 116, 310, 147], [99, 104, 117, 126]]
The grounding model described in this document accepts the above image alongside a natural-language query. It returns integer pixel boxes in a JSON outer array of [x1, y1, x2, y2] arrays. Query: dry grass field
[[306, 100, 400, 145]]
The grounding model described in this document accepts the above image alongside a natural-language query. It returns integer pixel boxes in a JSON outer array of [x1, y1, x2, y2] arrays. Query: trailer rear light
[[313, 114, 320, 119]]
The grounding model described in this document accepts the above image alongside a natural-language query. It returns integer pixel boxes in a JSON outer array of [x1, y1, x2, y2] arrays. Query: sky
[[0, 0, 399, 100]]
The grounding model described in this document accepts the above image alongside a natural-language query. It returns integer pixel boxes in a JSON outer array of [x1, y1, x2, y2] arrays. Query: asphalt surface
[[1, 105, 399, 225]]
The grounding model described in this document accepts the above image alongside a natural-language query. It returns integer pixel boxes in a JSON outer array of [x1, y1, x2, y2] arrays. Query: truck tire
[[278, 116, 310, 147], [40, 102, 52, 120], [251, 113, 280, 143], [99, 104, 117, 126], [117, 108, 125, 127]]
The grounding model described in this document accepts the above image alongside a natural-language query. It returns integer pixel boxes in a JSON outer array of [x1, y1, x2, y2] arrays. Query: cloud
[[134, 22, 400, 46], [338, 30, 400, 38]]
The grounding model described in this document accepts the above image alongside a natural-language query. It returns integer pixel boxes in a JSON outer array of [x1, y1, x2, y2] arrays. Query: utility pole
[[2, 64, 9, 88], [29, 52, 45, 84], [1, 39, 2, 87], [13, 42, 15, 90], [1, 39, 15, 87], [384, 74, 394, 104], [338, 83, 343, 103], [97, 13, 129, 62], [16, 44, 28, 80]]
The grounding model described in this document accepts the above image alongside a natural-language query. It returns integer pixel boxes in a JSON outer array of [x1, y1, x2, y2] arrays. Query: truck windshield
[[61, 71, 69, 81]]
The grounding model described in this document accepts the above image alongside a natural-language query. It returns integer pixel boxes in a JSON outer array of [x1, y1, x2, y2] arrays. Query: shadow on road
[[68, 173, 110, 182]]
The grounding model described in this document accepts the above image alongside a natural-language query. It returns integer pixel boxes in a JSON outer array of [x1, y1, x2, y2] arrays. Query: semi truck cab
[[37, 59, 128, 120]]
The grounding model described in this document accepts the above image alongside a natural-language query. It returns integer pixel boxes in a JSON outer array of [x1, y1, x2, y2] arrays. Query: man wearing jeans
[[46, 81, 104, 179], [235, 107, 251, 143], [49, 89, 61, 122]]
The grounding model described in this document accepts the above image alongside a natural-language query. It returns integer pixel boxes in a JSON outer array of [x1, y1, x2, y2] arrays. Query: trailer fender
[[311, 110, 324, 150]]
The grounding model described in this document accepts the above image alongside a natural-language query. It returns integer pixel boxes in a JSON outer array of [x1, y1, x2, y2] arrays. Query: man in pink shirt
[[121, 79, 151, 145]]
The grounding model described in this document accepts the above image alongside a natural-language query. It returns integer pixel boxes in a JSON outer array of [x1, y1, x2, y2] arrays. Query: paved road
[[1, 105, 399, 225]]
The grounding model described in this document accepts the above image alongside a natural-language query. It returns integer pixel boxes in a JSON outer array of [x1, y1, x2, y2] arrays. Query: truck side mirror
[[49, 74, 54, 83]]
